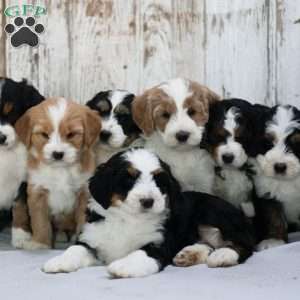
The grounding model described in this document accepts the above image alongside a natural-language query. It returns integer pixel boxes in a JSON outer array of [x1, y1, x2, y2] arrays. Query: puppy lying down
[[43, 149, 255, 278]]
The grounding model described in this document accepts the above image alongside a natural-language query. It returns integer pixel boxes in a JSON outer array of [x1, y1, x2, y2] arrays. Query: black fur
[[86, 149, 255, 271], [0, 77, 44, 125], [86, 90, 141, 142]]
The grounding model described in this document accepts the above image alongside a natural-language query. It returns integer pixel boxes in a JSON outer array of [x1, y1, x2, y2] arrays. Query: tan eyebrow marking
[[127, 166, 140, 178], [151, 168, 163, 175], [3, 102, 14, 114]]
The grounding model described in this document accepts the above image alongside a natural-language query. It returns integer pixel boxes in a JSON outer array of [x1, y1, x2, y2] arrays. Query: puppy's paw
[[107, 250, 159, 278], [173, 244, 212, 267], [42, 245, 96, 273], [256, 239, 285, 251], [11, 228, 32, 249], [207, 248, 239, 268], [23, 240, 50, 250]]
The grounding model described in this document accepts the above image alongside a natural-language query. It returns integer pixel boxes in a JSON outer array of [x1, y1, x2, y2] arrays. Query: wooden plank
[[172, 0, 205, 82], [139, 0, 173, 90], [275, 0, 300, 107], [66, 0, 140, 103], [0, 0, 6, 76], [202, 0, 271, 105]]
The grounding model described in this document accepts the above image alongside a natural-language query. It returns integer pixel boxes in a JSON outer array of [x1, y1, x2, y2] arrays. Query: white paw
[[107, 250, 159, 278], [22, 240, 50, 250], [42, 245, 96, 273], [87, 198, 106, 214], [256, 239, 285, 251], [173, 244, 212, 267], [11, 228, 32, 249], [207, 248, 239, 268]]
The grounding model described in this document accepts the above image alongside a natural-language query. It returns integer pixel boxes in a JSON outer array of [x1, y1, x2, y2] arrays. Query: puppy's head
[[254, 105, 300, 179], [133, 78, 220, 149], [204, 99, 255, 168], [15, 97, 101, 167], [86, 90, 141, 150], [0, 78, 44, 149], [89, 148, 180, 214]]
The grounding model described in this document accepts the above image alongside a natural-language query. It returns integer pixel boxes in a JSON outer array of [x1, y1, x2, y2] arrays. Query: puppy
[[13, 97, 101, 249], [252, 104, 300, 250], [132, 78, 220, 193], [42, 148, 254, 278], [0, 77, 44, 231], [86, 90, 142, 164], [203, 99, 257, 213]]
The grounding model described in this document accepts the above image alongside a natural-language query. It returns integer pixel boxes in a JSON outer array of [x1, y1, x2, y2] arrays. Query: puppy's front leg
[[42, 245, 98, 273], [26, 185, 52, 249]]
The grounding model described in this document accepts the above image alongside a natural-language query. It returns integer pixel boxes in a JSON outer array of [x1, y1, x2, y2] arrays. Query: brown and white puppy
[[132, 78, 220, 193], [12, 97, 101, 249]]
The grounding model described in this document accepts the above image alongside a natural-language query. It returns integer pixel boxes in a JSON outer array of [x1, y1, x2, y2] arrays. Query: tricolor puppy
[[132, 78, 220, 193], [42, 148, 254, 278], [252, 104, 300, 251], [0, 77, 44, 231], [86, 90, 142, 164], [13, 97, 101, 249], [203, 99, 256, 212]]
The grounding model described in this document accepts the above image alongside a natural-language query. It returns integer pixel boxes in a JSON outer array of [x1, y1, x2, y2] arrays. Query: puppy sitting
[[252, 104, 300, 251], [13, 97, 101, 249], [42, 148, 254, 278], [86, 90, 142, 164], [203, 99, 257, 214], [132, 78, 220, 193], [0, 77, 44, 231]]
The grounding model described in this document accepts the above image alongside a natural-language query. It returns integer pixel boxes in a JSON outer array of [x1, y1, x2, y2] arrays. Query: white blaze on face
[[257, 106, 300, 178], [217, 107, 247, 168], [43, 98, 78, 165], [100, 90, 130, 149], [123, 149, 167, 214], [158, 78, 203, 148]]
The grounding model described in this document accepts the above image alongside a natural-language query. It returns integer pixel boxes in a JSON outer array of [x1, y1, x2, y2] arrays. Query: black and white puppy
[[86, 90, 142, 164], [0, 77, 44, 231], [252, 104, 300, 250], [203, 99, 257, 214], [43, 148, 254, 278]]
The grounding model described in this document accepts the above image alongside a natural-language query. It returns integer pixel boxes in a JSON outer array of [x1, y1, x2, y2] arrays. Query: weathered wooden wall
[[0, 0, 299, 106]]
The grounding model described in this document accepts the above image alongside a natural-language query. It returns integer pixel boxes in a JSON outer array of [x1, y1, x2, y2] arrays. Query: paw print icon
[[5, 17, 44, 47]]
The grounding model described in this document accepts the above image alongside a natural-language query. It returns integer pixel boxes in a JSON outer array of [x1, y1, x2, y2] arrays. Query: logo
[[4, 4, 46, 48]]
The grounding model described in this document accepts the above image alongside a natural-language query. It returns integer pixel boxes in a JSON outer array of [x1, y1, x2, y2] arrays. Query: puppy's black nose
[[222, 153, 234, 164], [100, 130, 112, 142], [175, 131, 190, 143], [140, 198, 154, 209], [52, 151, 64, 160], [0, 133, 7, 145], [274, 163, 287, 174]]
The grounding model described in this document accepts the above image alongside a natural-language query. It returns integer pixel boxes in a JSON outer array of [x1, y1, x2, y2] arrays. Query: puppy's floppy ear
[[89, 163, 114, 209], [15, 110, 32, 147], [191, 81, 220, 106], [132, 93, 154, 136], [21, 80, 45, 109], [83, 107, 102, 148]]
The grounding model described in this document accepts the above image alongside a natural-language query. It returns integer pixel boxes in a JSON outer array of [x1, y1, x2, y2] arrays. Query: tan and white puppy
[[12, 97, 101, 249], [133, 78, 220, 193]]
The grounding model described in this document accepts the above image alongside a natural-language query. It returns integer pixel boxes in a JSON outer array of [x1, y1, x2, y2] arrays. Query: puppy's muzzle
[[175, 131, 190, 143]]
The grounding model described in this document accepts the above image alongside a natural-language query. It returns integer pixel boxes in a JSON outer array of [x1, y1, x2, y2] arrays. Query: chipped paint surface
[[1, 0, 299, 107]]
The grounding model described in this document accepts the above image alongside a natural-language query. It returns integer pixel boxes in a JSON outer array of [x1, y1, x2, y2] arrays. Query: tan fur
[[3, 102, 14, 114], [132, 79, 220, 135], [27, 184, 52, 247], [14, 98, 101, 248]]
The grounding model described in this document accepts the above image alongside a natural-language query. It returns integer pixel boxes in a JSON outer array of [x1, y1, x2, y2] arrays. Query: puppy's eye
[[40, 132, 49, 139], [265, 133, 274, 144], [161, 112, 170, 119], [187, 108, 196, 117], [67, 132, 77, 139]]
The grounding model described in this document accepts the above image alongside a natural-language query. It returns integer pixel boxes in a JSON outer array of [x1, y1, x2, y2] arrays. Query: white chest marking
[[29, 164, 90, 215], [0, 143, 27, 209]]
